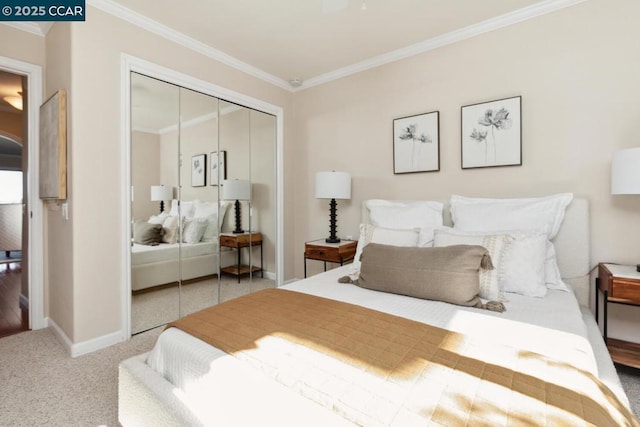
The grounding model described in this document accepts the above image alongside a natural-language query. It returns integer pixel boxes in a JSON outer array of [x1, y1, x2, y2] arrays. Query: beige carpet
[[1, 303, 640, 425]]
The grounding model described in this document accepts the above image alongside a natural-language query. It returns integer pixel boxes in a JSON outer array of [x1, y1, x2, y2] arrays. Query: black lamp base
[[159, 200, 165, 213], [232, 199, 245, 234], [325, 198, 340, 243]]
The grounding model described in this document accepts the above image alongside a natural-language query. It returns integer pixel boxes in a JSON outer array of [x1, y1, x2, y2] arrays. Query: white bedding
[[142, 266, 630, 424], [131, 241, 218, 266]]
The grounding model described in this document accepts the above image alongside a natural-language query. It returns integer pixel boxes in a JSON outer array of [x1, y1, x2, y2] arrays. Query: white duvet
[[143, 266, 624, 425]]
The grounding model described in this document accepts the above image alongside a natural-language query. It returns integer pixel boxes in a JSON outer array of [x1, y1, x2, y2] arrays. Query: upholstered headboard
[[361, 198, 591, 306]]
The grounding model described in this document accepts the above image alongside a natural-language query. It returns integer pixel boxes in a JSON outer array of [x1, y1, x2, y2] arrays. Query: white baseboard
[[47, 317, 127, 358], [283, 278, 300, 286], [262, 270, 276, 281]]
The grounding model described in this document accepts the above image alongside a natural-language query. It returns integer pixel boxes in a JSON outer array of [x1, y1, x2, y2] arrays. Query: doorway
[[0, 56, 45, 333]]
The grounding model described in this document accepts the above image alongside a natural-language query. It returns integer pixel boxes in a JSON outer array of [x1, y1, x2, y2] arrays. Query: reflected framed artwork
[[191, 154, 206, 187], [393, 111, 440, 174], [461, 96, 522, 169], [209, 150, 227, 186]]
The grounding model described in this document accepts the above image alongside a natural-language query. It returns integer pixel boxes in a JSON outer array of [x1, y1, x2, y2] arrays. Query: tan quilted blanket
[[168, 289, 638, 426]]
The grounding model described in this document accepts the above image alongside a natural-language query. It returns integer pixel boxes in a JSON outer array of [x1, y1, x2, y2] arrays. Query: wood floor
[[0, 261, 28, 338]]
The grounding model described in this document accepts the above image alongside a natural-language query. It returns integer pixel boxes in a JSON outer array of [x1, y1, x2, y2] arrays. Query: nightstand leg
[[323, 261, 327, 272], [304, 256, 307, 278], [604, 290, 608, 342], [237, 247, 241, 284], [595, 277, 599, 325]]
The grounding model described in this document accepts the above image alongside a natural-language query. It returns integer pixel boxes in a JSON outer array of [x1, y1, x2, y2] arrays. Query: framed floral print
[[461, 96, 521, 169], [209, 150, 227, 186], [191, 154, 206, 187], [393, 111, 440, 174]]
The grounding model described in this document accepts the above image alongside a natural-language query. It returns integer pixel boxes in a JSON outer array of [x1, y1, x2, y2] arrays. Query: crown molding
[[5, 0, 588, 92], [298, 0, 588, 91], [87, 0, 292, 91], [1, 21, 46, 36]]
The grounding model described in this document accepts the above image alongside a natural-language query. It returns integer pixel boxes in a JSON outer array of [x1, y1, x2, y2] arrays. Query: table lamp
[[222, 179, 251, 234], [150, 185, 173, 213], [611, 147, 640, 271], [315, 171, 351, 243]]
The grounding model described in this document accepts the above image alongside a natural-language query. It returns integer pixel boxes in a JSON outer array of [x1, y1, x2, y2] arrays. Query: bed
[[131, 200, 235, 292], [131, 241, 235, 292], [119, 195, 638, 426]]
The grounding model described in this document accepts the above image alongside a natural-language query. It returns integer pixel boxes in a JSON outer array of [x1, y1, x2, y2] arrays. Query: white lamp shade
[[612, 148, 640, 195], [315, 171, 351, 200], [222, 179, 251, 200], [150, 185, 173, 201]]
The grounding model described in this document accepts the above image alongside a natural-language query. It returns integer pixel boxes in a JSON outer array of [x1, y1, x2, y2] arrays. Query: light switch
[[62, 202, 69, 220]]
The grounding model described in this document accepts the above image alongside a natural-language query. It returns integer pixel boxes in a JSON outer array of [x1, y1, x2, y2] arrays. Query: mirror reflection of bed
[[129, 73, 277, 334]]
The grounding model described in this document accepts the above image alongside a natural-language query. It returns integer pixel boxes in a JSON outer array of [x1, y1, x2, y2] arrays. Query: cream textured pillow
[[353, 224, 420, 270], [433, 228, 511, 301], [161, 215, 180, 244], [501, 232, 548, 297]]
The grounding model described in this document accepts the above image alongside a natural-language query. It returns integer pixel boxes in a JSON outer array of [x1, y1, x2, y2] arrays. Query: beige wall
[[63, 6, 292, 343], [44, 23, 74, 337], [131, 131, 160, 221], [0, 25, 45, 67], [292, 0, 640, 339]]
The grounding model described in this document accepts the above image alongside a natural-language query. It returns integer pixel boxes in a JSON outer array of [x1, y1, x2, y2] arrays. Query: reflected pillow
[[133, 220, 164, 246], [162, 216, 180, 244], [169, 199, 196, 218], [182, 217, 208, 243]]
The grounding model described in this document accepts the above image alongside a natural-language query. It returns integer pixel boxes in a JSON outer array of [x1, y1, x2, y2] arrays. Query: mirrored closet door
[[129, 72, 278, 335]]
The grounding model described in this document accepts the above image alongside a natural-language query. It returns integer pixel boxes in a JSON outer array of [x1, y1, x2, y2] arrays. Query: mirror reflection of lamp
[[150, 185, 173, 213], [611, 147, 640, 272], [222, 179, 251, 234], [315, 171, 351, 243]]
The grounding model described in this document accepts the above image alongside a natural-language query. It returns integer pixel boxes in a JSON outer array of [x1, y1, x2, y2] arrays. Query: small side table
[[596, 263, 640, 368], [220, 232, 263, 283], [304, 239, 357, 278]]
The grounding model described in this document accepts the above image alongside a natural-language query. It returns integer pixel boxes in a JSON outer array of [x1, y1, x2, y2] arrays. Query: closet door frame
[[120, 54, 284, 339]]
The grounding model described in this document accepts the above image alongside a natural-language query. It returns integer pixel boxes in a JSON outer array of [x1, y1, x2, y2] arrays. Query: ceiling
[[0, 70, 23, 114], [107, 0, 580, 89], [2, 0, 585, 94]]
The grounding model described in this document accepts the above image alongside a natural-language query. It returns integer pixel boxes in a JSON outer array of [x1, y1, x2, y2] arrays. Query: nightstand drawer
[[305, 246, 342, 263], [611, 279, 640, 302]]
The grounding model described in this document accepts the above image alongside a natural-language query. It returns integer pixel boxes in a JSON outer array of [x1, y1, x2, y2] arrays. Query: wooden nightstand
[[220, 232, 263, 283], [596, 263, 640, 368], [304, 239, 357, 278]]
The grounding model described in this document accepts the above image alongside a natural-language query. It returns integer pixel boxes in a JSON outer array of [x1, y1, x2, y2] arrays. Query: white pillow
[[169, 199, 196, 218], [148, 213, 168, 224], [545, 242, 569, 291], [182, 217, 208, 243], [434, 228, 547, 298], [433, 227, 511, 301], [353, 224, 420, 270], [193, 200, 218, 218], [450, 193, 573, 239], [501, 232, 547, 298], [365, 200, 443, 230], [161, 215, 180, 244]]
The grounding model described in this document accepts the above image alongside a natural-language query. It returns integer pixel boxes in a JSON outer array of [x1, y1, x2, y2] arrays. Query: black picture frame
[[461, 96, 522, 169], [393, 110, 440, 174]]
